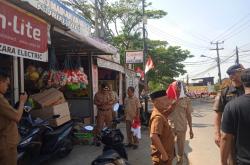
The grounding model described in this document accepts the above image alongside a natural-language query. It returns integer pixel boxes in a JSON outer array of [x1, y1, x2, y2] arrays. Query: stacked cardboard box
[[31, 102, 71, 127], [30, 88, 70, 127], [83, 117, 91, 125], [31, 88, 65, 108]]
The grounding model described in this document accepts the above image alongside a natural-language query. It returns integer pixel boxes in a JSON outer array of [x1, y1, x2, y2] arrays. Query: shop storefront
[[0, 0, 49, 105], [1, 0, 119, 124]]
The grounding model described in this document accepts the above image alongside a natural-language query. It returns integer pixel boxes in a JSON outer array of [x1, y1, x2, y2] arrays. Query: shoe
[[125, 143, 133, 148], [132, 145, 138, 150], [177, 155, 183, 165]]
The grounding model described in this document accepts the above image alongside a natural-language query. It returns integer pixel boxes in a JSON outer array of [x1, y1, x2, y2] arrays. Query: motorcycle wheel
[[58, 139, 73, 158]]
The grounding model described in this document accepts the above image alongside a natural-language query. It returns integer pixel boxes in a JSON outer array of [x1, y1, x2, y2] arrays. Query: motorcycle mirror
[[24, 106, 32, 112], [113, 103, 119, 112], [84, 125, 94, 131], [53, 115, 60, 119]]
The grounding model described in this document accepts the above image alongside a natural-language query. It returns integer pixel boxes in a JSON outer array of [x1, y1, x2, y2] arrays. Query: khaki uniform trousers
[[152, 156, 173, 165], [174, 130, 186, 158], [0, 143, 17, 165], [95, 109, 113, 136], [126, 120, 139, 145]]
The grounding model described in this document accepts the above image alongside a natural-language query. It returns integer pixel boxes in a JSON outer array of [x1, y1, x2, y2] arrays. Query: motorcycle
[[17, 106, 74, 165], [91, 104, 129, 165]]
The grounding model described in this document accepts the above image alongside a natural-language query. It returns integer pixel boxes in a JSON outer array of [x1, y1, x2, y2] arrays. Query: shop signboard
[[0, 1, 48, 62], [125, 51, 143, 64], [23, 0, 91, 36]]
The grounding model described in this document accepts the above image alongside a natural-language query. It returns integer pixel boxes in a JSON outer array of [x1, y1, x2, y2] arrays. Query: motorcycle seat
[[94, 149, 120, 161], [46, 121, 73, 136]]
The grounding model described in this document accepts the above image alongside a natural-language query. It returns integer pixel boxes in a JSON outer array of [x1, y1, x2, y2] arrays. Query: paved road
[[48, 98, 219, 165], [187, 98, 220, 165]]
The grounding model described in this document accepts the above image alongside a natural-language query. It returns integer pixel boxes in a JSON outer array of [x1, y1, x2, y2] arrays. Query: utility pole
[[210, 41, 224, 85], [236, 46, 239, 64], [142, 0, 147, 88], [95, 0, 100, 37], [142, 0, 149, 116]]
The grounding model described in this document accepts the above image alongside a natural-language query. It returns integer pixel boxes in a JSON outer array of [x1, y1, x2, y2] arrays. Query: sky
[[147, 0, 250, 83]]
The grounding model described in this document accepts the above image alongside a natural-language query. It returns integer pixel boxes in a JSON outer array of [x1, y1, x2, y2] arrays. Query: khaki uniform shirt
[[168, 97, 193, 132], [124, 95, 141, 121], [94, 91, 115, 110], [150, 108, 174, 161], [0, 94, 19, 148]]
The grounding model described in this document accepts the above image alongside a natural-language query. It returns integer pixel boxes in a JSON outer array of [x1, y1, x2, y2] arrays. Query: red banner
[[0, 1, 48, 62]]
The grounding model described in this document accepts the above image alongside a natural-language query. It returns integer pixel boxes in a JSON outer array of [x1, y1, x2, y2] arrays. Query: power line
[[147, 5, 212, 43], [223, 21, 250, 41], [188, 51, 235, 79], [239, 42, 250, 49], [148, 24, 210, 49], [212, 13, 250, 41]]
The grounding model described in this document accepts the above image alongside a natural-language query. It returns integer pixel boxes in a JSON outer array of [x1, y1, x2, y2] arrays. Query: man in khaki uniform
[[149, 90, 176, 165], [168, 81, 193, 164], [0, 70, 27, 165], [94, 82, 116, 140], [213, 64, 244, 165], [124, 86, 141, 149]]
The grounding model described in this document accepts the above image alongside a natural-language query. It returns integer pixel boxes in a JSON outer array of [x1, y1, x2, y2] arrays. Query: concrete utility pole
[[236, 46, 239, 64], [142, 0, 149, 115], [142, 0, 147, 87], [210, 41, 224, 85], [95, 0, 105, 38], [95, 0, 100, 37]]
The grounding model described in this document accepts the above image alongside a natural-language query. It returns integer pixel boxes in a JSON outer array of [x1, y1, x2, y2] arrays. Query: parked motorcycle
[[91, 117, 129, 165], [17, 106, 74, 165]]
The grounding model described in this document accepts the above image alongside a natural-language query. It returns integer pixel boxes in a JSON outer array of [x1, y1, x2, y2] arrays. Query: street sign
[[125, 51, 143, 64]]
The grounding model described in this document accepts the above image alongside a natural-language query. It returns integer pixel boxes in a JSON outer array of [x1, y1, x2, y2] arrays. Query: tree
[[64, 0, 193, 89], [63, 0, 166, 52], [147, 44, 193, 90]]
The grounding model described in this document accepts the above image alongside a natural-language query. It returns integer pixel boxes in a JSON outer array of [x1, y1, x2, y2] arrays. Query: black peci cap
[[101, 82, 109, 89], [226, 64, 244, 75], [241, 68, 250, 87], [150, 90, 166, 100]]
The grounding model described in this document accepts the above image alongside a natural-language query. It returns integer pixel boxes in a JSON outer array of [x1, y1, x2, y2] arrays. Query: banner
[[0, 1, 48, 62], [23, 0, 91, 36]]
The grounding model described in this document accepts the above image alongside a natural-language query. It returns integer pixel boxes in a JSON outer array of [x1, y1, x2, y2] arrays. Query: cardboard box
[[31, 88, 65, 108], [83, 117, 91, 125], [31, 102, 71, 127], [50, 115, 71, 127]]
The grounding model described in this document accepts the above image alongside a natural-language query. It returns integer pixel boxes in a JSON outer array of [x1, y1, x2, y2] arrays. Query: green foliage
[[64, 0, 193, 90], [147, 45, 193, 87]]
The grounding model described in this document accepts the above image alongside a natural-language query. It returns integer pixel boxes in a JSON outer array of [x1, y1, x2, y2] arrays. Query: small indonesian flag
[[145, 56, 154, 73], [135, 67, 145, 79]]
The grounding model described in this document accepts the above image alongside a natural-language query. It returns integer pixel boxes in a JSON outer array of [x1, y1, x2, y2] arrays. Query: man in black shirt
[[221, 68, 250, 165]]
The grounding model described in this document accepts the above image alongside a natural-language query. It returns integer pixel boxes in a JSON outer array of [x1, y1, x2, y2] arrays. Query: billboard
[[23, 0, 91, 36], [125, 51, 143, 64], [0, 1, 48, 62]]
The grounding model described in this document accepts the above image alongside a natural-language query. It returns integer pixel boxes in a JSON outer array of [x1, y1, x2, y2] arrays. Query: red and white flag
[[145, 56, 154, 73]]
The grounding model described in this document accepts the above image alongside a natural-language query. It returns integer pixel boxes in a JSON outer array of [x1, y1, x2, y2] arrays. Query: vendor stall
[[3, 0, 119, 124]]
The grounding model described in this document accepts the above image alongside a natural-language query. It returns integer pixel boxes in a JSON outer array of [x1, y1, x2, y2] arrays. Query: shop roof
[[9, 0, 118, 55]]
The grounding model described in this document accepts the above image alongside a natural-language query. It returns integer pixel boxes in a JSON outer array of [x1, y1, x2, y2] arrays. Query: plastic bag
[[131, 116, 141, 139]]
